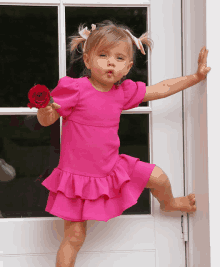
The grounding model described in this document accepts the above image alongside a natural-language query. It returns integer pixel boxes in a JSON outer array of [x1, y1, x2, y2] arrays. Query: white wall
[[207, 1, 220, 267]]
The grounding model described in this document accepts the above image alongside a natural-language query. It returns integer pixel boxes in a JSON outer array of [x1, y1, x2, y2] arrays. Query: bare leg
[[56, 221, 87, 267], [146, 166, 196, 213], [56, 237, 80, 267]]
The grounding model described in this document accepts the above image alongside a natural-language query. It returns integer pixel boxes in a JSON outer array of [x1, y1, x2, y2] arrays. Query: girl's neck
[[89, 77, 113, 92]]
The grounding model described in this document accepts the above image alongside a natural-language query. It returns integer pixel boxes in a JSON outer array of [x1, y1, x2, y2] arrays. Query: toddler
[[36, 20, 211, 267]]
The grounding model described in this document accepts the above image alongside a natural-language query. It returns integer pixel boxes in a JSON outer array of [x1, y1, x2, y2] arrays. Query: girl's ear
[[128, 61, 133, 70], [125, 61, 133, 74], [83, 53, 90, 69]]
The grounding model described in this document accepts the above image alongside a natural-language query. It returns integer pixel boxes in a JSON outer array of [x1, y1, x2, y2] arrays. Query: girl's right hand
[[38, 102, 61, 116]]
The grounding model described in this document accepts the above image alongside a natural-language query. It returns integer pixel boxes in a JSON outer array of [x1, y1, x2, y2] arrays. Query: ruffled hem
[[42, 154, 156, 222], [42, 154, 138, 200]]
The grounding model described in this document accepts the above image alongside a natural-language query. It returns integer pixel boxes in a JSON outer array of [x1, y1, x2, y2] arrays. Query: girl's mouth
[[107, 70, 113, 77]]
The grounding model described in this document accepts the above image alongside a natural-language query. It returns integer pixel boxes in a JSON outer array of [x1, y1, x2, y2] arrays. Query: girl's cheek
[[93, 67, 103, 75], [116, 71, 123, 78]]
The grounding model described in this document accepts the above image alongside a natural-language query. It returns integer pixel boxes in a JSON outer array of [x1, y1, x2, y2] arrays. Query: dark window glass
[[0, 5, 59, 219], [0, 115, 60, 219], [0, 5, 59, 107], [119, 114, 151, 215]]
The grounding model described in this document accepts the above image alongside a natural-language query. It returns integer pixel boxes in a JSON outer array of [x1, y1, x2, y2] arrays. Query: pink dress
[[42, 76, 156, 222]]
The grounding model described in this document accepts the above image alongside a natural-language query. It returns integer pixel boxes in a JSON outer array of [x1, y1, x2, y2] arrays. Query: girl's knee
[[146, 165, 167, 189], [64, 220, 87, 249]]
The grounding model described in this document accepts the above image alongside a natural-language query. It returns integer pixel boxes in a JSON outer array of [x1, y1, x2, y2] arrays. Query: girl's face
[[84, 41, 133, 90]]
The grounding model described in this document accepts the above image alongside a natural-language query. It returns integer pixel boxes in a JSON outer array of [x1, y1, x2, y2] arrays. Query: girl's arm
[[143, 74, 200, 101], [143, 46, 211, 102]]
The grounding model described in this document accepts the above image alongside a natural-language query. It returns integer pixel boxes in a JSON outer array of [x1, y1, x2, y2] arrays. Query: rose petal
[[28, 84, 50, 108]]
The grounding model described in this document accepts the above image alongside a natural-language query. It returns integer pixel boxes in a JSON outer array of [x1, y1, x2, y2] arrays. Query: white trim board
[[182, 0, 210, 266]]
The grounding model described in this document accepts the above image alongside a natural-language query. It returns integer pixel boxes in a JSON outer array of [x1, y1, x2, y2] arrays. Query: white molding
[[0, 0, 151, 6], [58, 1, 66, 79], [1, 214, 154, 223], [122, 107, 152, 114], [150, 0, 185, 265], [1, 249, 156, 257], [182, 0, 210, 266], [0, 0, 59, 4], [63, 0, 150, 5], [0, 107, 152, 115], [57, 1, 66, 138], [207, 1, 220, 267], [0, 108, 38, 115]]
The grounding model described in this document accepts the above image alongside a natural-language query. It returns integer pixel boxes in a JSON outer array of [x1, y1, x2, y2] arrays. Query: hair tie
[[125, 29, 146, 55], [79, 24, 96, 52]]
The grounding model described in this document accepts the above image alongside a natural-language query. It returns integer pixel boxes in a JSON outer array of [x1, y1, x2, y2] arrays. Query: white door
[[0, 1, 186, 267]]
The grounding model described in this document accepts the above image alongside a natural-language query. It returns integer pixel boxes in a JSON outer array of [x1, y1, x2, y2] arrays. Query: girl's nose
[[107, 57, 115, 66]]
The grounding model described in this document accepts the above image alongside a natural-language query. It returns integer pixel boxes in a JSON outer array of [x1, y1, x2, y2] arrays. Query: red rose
[[27, 84, 51, 109]]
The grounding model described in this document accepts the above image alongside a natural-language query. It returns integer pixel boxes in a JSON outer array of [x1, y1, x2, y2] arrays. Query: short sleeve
[[50, 76, 80, 118], [122, 79, 146, 110]]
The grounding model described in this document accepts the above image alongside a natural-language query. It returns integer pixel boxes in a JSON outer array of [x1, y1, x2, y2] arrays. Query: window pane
[[0, 5, 58, 108], [0, 115, 60, 219], [65, 6, 149, 107], [119, 114, 151, 215]]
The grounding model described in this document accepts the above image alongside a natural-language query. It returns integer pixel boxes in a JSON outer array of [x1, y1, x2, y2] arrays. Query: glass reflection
[[0, 115, 60, 218]]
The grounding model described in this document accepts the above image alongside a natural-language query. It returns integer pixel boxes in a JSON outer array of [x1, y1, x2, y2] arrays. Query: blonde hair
[[67, 20, 154, 85]]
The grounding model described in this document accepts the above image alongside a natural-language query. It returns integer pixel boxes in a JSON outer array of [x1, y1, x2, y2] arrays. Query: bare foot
[[160, 193, 196, 213]]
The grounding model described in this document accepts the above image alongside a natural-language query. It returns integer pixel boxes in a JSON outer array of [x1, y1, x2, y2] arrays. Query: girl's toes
[[188, 193, 195, 199], [191, 204, 197, 212], [191, 197, 195, 205], [188, 193, 195, 204], [188, 194, 197, 212]]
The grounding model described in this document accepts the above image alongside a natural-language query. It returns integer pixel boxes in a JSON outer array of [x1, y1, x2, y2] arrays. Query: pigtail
[[139, 31, 154, 53], [67, 24, 88, 65]]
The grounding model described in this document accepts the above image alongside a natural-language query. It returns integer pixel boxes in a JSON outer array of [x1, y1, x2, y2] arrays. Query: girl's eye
[[118, 57, 124, 60], [100, 54, 106, 57]]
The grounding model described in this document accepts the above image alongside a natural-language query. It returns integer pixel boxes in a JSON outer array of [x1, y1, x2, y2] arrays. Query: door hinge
[[181, 213, 188, 241]]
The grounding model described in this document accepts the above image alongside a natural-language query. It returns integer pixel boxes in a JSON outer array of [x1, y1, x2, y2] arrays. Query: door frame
[[182, 0, 210, 266]]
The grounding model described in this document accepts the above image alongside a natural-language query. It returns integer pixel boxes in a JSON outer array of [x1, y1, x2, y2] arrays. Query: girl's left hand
[[196, 46, 211, 81]]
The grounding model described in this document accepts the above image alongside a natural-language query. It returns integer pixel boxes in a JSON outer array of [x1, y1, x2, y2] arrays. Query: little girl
[[37, 20, 211, 267]]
